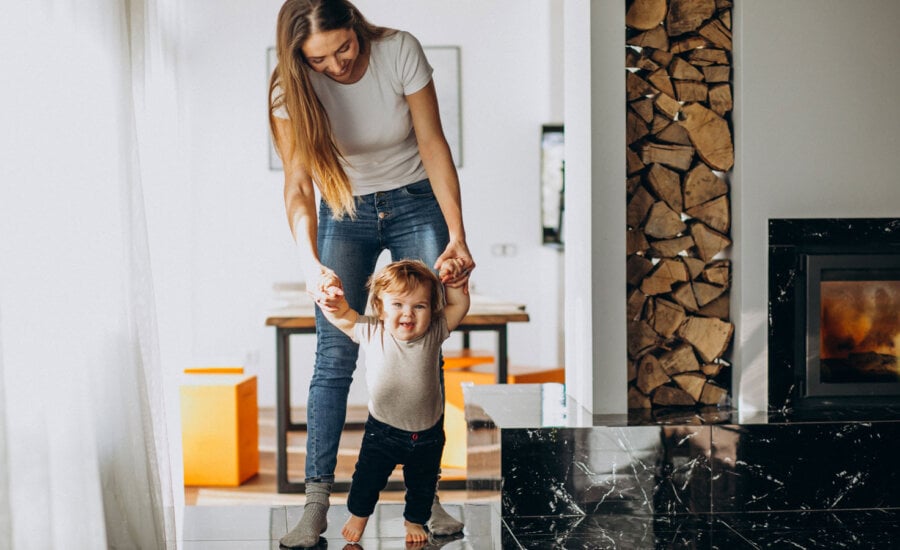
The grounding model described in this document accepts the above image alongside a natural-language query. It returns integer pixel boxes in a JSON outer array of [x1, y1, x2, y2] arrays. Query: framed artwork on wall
[[424, 46, 462, 167]]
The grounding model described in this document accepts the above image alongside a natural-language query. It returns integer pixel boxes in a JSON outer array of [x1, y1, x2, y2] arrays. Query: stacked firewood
[[625, 0, 734, 408]]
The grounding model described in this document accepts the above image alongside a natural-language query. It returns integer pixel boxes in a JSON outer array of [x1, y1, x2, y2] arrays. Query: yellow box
[[180, 369, 259, 486], [441, 366, 495, 470]]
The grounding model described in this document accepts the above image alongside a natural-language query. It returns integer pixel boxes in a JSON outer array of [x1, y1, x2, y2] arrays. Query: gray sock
[[427, 493, 464, 536], [280, 481, 332, 548]]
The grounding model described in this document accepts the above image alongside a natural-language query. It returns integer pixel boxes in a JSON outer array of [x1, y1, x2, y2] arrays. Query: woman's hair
[[268, 0, 391, 219], [368, 260, 445, 320]]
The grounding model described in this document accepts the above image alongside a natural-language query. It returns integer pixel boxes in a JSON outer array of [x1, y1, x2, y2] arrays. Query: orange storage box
[[180, 368, 259, 486]]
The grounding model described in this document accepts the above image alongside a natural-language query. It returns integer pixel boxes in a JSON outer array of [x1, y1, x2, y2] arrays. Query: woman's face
[[301, 27, 362, 84]]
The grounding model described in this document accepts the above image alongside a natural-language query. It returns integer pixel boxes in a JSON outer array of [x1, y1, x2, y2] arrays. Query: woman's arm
[[274, 117, 343, 308], [406, 81, 475, 285]]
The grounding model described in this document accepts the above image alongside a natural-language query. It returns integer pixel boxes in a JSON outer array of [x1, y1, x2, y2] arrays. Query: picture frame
[[424, 46, 463, 167]]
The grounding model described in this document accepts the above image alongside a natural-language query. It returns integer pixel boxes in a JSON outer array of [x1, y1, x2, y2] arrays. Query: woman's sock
[[427, 493, 464, 536], [279, 481, 332, 548]]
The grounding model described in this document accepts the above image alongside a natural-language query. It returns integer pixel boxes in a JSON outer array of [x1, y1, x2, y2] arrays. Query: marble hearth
[[464, 384, 900, 548]]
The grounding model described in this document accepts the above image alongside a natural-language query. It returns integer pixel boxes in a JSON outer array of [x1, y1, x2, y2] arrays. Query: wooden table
[[265, 295, 529, 493]]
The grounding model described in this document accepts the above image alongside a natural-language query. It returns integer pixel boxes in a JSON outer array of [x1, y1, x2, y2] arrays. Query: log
[[708, 83, 733, 115], [650, 48, 674, 66], [700, 382, 728, 405], [693, 281, 726, 308], [626, 47, 641, 69], [627, 110, 651, 145], [626, 0, 668, 31], [686, 195, 730, 233], [719, 8, 732, 29], [698, 293, 730, 319], [698, 19, 733, 50], [702, 65, 731, 83], [665, 0, 716, 37], [688, 48, 729, 66], [627, 71, 656, 101], [659, 343, 701, 375], [650, 235, 694, 258], [690, 221, 732, 262], [627, 254, 655, 287], [648, 68, 676, 98], [656, 121, 693, 145], [682, 256, 707, 279], [701, 362, 724, 377], [627, 185, 655, 228], [670, 36, 711, 54], [646, 163, 683, 212], [641, 143, 694, 171], [627, 175, 642, 195], [627, 288, 648, 321], [655, 92, 682, 120], [636, 354, 670, 394], [636, 54, 661, 72], [627, 146, 646, 175], [677, 316, 734, 362], [716, 0, 734, 8], [628, 320, 660, 359], [683, 163, 728, 209], [673, 372, 708, 401], [644, 201, 687, 239], [702, 260, 731, 286], [641, 258, 690, 295], [679, 103, 734, 171], [627, 228, 651, 255], [628, 386, 652, 409], [651, 113, 673, 134], [675, 80, 709, 103], [652, 385, 695, 406], [650, 298, 686, 338], [669, 57, 705, 81], [671, 282, 700, 312], [630, 97, 655, 124], [627, 26, 670, 50]]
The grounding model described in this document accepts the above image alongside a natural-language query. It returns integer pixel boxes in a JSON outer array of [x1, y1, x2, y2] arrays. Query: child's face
[[378, 285, 433, 341]]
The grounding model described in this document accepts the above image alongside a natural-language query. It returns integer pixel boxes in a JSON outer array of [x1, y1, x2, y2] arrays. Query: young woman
[[268, 1, 474, 546]]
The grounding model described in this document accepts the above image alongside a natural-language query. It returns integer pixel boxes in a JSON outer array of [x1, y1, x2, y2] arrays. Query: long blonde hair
[[268, 0, 390, 219]]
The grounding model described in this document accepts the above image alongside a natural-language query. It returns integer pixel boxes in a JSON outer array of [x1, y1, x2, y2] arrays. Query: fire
[[820, 280, 900, 359]]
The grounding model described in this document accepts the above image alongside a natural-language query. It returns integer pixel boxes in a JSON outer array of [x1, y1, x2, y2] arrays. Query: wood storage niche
[[625, 0, 734, 409]]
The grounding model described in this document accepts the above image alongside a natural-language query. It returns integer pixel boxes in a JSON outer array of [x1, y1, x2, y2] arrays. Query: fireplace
[[769, 219, 900, 411]]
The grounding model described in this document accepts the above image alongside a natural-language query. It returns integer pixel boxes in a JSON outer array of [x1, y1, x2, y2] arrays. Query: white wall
[[182, 1, 565, 407], [733, 0, 900, 412]]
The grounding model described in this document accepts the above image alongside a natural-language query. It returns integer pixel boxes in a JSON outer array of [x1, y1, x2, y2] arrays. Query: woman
[[268, 0, 474, 546]]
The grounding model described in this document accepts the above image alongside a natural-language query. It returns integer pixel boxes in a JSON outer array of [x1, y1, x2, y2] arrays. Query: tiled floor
[[182, 501, 497, 549]]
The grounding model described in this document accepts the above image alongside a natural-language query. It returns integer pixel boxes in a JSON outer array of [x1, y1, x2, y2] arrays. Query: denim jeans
[[306, 179, 450, 482], [347, 415, 445, 524]]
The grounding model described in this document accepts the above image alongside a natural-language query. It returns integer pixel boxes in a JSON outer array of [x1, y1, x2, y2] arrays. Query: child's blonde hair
[[368, 260, 444, 320]]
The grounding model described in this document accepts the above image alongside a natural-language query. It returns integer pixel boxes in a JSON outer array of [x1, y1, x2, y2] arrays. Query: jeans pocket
[[401, 179, 434, 198]]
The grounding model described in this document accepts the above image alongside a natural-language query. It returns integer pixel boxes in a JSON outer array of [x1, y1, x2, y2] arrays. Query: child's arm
[[313, 289, 359, 338], [440, 259, 471, 332]]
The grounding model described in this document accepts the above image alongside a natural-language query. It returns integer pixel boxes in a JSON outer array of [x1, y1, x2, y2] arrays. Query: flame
[[820, 280, 900, 359]]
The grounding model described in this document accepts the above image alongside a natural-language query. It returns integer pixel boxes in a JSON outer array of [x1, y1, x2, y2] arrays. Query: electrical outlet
[[490, 243, 518, 257]]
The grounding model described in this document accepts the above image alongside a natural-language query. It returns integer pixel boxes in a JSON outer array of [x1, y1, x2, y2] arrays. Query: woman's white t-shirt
[[277, 30, 434, 195]]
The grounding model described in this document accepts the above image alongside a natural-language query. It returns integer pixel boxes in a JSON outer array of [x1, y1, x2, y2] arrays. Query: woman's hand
[[306, 265, 344, 312], [435, 240, 475, 290]]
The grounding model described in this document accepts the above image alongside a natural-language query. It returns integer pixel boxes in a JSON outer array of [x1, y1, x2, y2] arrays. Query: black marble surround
[[465, 384, 900, 548], [768, 218, 900, 413]]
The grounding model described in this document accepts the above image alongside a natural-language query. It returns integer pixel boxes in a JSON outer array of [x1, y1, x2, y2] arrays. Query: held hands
[[435, 240, 475, 291], [306, 265, 346, 312]]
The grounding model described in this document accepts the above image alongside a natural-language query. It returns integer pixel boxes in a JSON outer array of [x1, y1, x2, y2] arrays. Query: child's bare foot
[[342, 514, 369, 542], [404, 520, 428, 543]]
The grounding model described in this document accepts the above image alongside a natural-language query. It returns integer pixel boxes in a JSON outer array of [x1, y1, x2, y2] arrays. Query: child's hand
[[439, 258, 468, 285], [307, 267, 345, 312]]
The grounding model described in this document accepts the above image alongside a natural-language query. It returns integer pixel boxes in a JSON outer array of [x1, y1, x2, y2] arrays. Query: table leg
[[498, 325, 508, 384], [276, 328, 291, 493]]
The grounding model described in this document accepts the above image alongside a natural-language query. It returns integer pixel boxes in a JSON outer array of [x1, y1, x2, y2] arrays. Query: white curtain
[[0, 0, 184, 547]]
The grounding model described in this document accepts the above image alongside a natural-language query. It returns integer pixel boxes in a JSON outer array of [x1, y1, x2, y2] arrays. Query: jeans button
[[378, 212, 386, 219], [411, 433, 419, 441]]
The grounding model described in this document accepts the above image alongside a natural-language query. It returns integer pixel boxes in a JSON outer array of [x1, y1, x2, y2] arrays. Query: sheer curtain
[[0, 0, 184, 547]]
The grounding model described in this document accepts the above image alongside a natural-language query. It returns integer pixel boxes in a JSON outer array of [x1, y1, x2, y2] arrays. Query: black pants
[[347, 415, 445, 525]]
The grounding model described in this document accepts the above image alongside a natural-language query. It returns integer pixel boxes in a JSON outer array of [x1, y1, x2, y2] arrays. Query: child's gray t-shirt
[[353, 315, 448, 432]]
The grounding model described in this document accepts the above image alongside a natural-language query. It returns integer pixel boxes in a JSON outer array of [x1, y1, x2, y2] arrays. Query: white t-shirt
[[276, 30, 433, 195], [353, 315, 448, 432]]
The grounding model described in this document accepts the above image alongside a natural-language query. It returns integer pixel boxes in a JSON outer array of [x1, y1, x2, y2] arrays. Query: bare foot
[[404, 520, 428, 543], [342, 514, 369, 543]]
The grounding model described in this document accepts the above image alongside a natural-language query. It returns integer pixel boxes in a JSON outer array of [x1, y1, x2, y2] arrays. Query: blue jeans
[[306, 179, 449, 482], [347, 415, 445, 524]]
